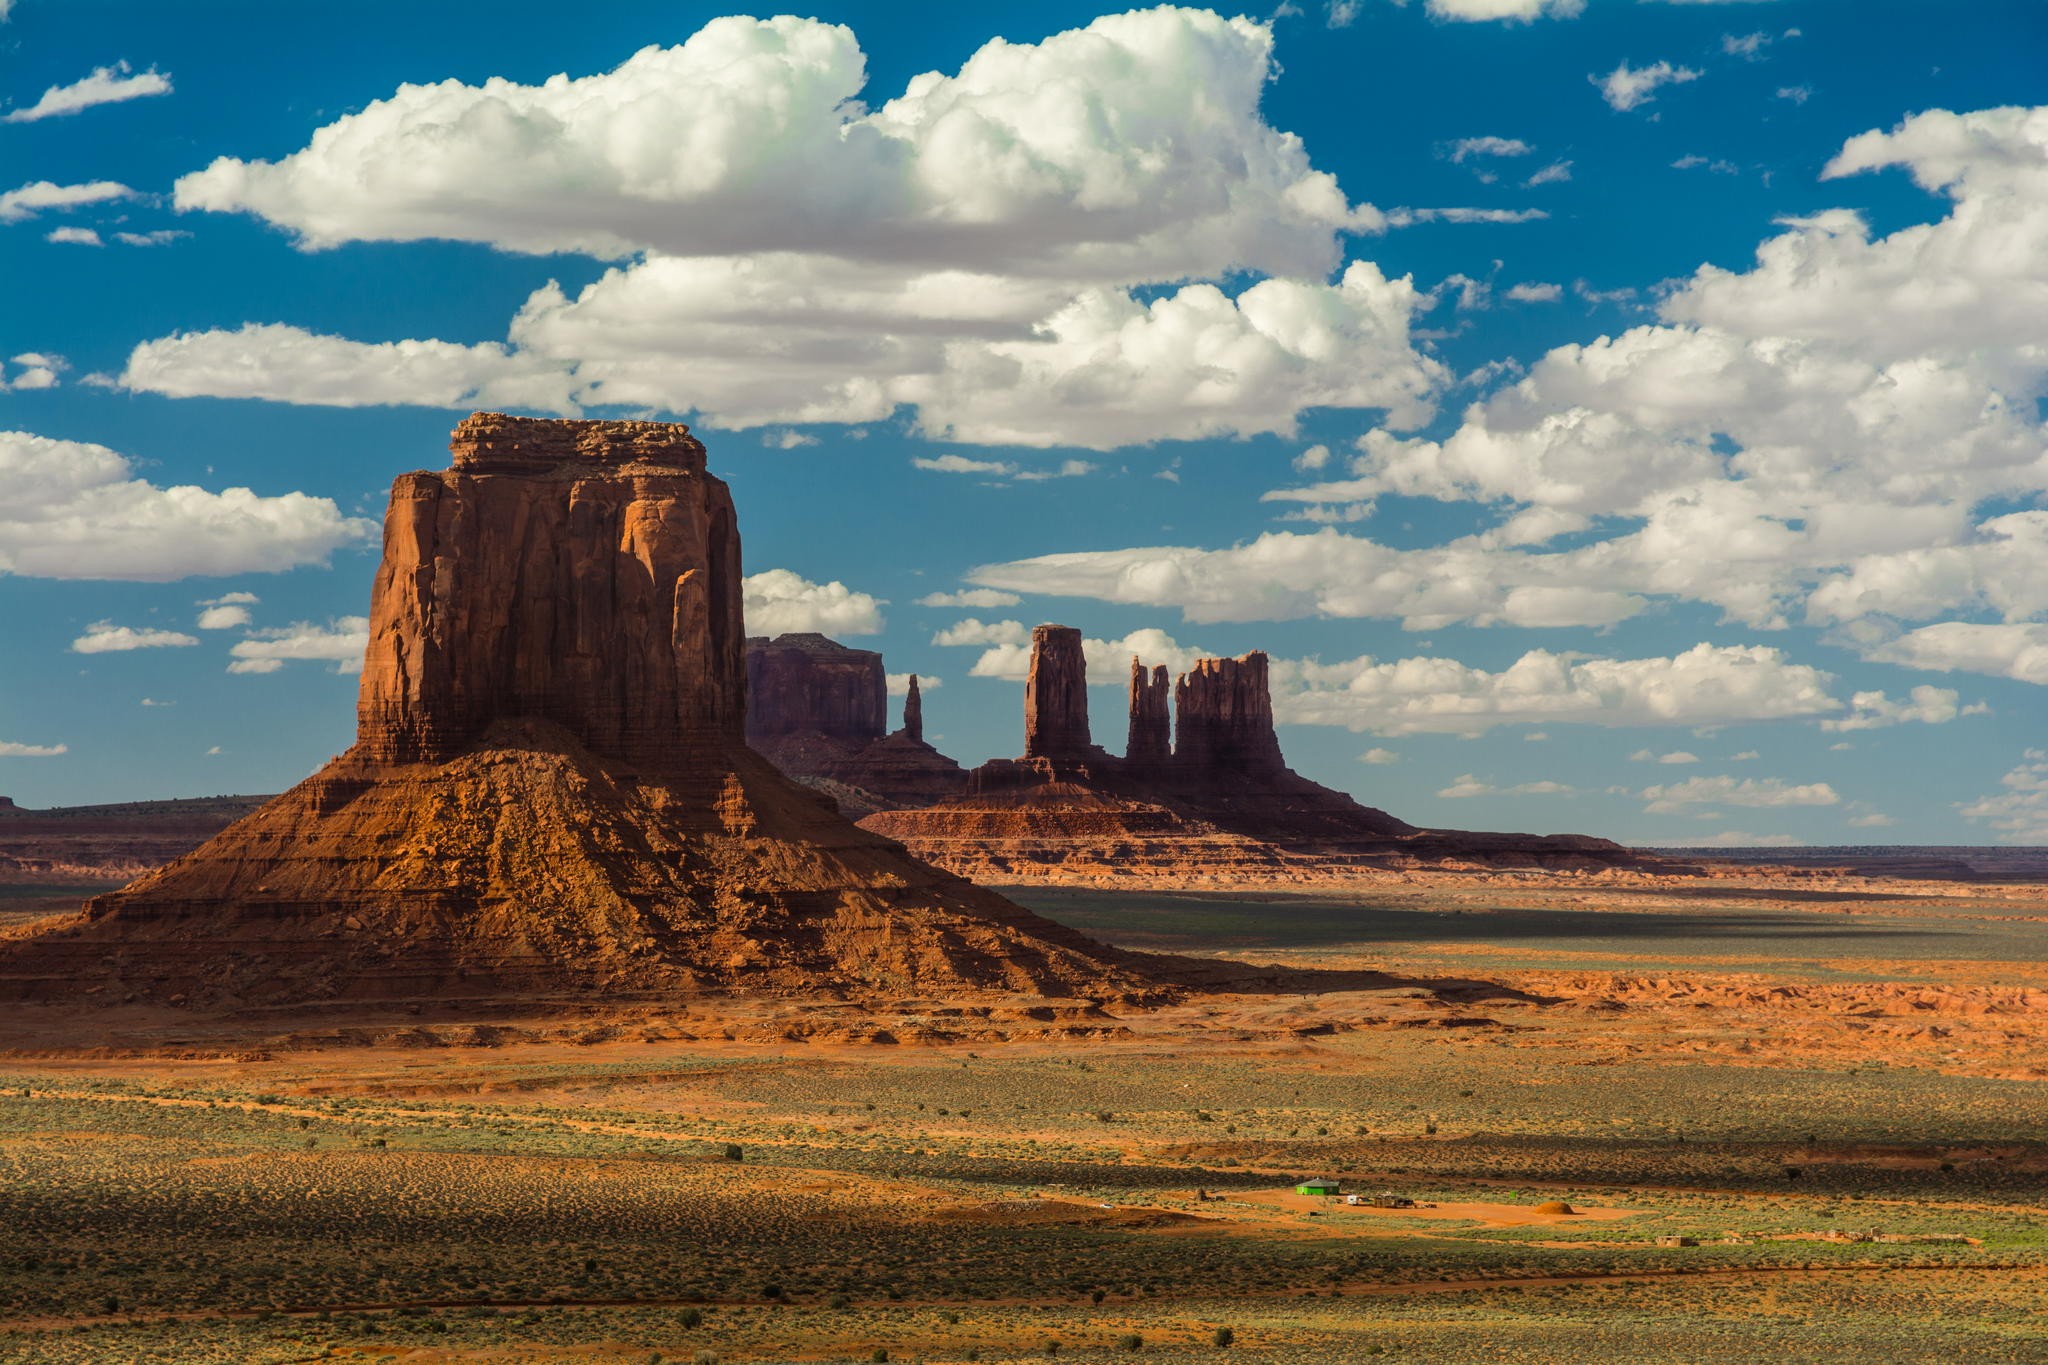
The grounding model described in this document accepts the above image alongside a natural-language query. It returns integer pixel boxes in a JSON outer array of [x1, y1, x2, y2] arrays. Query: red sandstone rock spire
[[1126, 657, 1171, 765], [1174, 651, 1286, 775], [359, 413, 744, 765], [903, 674, 924, 742], [1023, 625, 1093, 760]]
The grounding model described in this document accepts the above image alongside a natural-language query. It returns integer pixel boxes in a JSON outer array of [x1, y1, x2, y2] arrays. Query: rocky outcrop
[[1175, 652, 1285, 776], [0, 417, 1151, 1010], [862, 624, 1656, 887], [742, 640, 967, 811], [360, 414, 743, 765], [1126, 659, 1171, 768], [1024, 625, 1096, 761], [745, 634, 887, 749]]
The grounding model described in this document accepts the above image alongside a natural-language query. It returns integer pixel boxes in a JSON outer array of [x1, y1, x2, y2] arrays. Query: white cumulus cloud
[[121, 323, 579, 414], [227, 617, 369, 675], [1438, 775, 1575, 798], [0, 740, 66, 757], [1448, 136, 1533, 163], [1819, 685, 1987, 731], [0, 179, 134, 223], [917, 588, 1021, 609], [931, 618, 1030, 648], [1427, 0, 1584, 20], [1271, 642, 1841, 737], [71, 622, 199, 653], [1959, 750, 2048, 843], [1594, 60, 1701, 113], [1638, 774, 1839, 813], [1862, 623, 2048, 686], [914, 455, 1015, 476], [0, 430, 373, 581], [3, 62, 171, 123], [743, 568, 885, 637], [195, 604, 252, 630], [133, 10, 1456, 447]]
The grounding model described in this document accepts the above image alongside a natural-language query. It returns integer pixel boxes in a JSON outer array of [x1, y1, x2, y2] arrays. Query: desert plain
[[4, 865, 2047, 1364]]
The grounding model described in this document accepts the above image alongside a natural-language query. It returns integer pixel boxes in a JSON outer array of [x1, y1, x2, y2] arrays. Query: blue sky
[[2, 0, 2045, 847]]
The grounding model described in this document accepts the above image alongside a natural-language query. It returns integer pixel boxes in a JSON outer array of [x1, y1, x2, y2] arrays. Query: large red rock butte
[[0, 415, 1149, 1009], [860, 625, 1654, 886]]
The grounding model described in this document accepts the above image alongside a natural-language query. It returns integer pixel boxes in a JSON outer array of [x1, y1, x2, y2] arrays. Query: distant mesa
[[744, 634, 966, 815], [856, 624, 1653, 886], [0, 794, 272, 887], [0, 414, 1150, 1010]]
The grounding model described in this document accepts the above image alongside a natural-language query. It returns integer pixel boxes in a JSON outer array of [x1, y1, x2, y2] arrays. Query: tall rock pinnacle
[[1174, 651, 1286, 775], [904, 674, 924, 742], [1023, 625, 1093, 760], [359, 413, 744, 765], [1126, 657, 1171, 765]]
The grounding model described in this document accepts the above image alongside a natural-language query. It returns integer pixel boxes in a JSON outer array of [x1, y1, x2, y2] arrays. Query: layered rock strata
[[0, 416, 1148, 1009], [863, 629, 1652, 887]]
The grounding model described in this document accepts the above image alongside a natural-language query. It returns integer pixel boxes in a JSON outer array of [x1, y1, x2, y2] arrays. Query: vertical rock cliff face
[[0, 416, 1146, 1008], [1023, 625, 1094, 760], [903, 675, 925, 743], [1126, 658, 1171, 767], [744, 634, 887, 747], [359, 414, 744, 765], [1173, 652, 1287, 776]]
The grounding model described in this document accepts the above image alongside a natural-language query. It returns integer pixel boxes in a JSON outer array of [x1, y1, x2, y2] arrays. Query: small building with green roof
[[1295, 1178, 1341, 1196]]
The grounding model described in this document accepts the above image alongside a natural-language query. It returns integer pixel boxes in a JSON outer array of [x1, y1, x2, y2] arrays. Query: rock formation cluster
[[860, 625, 1647, 886], [744, 634, 966, 813], [0, 416, 1147, 1009]]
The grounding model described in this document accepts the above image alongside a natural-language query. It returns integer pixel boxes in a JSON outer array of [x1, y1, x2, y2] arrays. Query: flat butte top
[[448, 412, 708, 476]]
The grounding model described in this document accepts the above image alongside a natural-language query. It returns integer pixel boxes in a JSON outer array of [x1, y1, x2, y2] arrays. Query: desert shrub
[[1118, 1332, 1145, 1351], [1214, 1325, 1235, 1347]]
